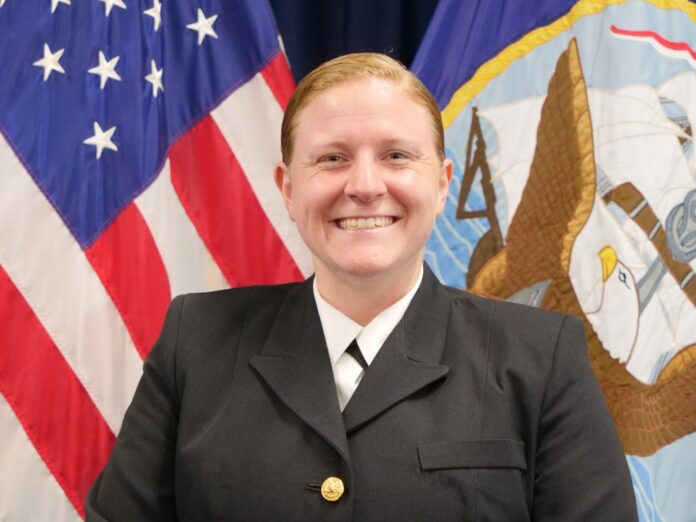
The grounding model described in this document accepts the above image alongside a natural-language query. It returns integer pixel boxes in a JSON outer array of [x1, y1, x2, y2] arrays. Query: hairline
[[281, 53, 445, 165]]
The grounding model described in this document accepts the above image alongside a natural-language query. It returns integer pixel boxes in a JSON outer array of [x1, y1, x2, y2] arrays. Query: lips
[[335, 216, 396, 230]]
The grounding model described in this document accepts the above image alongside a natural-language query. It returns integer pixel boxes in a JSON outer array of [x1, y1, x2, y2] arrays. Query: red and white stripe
[[610, 25, 696, 69], [0, 52, 310, 520]]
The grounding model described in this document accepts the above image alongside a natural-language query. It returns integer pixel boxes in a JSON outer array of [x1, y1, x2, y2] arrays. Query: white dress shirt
[[313, 267, 423, 410]]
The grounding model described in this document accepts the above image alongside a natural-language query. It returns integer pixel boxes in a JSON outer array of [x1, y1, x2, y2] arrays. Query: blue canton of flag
[[1, 0, 278, 247]]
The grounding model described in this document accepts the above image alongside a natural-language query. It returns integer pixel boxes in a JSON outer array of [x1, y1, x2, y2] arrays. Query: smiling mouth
[[335, 216, 396, 230]]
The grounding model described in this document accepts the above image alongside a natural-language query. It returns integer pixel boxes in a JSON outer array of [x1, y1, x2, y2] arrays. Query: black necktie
[[345, 339, 368, 370]]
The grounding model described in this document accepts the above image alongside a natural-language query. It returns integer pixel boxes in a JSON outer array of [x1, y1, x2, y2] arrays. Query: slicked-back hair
[[280, 52, 445, 164]]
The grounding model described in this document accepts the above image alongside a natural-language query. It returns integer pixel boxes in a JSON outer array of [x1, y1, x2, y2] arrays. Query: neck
[[314, 262, 422, 326]]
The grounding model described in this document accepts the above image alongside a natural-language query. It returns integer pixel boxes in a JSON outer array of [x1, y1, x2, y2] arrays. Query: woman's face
[[276, 77, 452, 284]]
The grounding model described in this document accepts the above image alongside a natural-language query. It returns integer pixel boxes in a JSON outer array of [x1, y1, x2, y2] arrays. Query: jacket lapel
[[249, 279, 350, 462], [342, 267, 451, 433]]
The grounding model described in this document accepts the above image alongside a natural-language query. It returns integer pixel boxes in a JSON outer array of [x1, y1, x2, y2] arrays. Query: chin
[[338, 262, 391, 279], [334, 254, 420, 281], [320, 253, 391, 279]]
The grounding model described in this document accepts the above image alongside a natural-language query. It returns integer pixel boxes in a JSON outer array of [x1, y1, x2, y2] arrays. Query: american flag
[[0, 0, 310, 519]]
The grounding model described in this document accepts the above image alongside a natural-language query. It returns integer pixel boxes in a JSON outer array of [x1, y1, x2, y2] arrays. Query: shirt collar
[[313, 266, 424, 368]]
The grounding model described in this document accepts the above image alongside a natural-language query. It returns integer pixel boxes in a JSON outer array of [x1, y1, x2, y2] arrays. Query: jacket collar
[[249, 265, 451, 458], [341, 266, 450, 432], [249, 277, 350, 461]]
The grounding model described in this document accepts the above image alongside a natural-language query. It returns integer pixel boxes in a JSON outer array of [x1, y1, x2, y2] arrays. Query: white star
[[186, 8, 218, 45], [83, 122, 118, 159], [0, 0, 6, 7], [143, 0, 161, 31], [98, 0, 126, 17], [88, 51, 122, 90], [33, 43, 66, 81], [145, 59, 164, 97], [51, 0, 71, 13]]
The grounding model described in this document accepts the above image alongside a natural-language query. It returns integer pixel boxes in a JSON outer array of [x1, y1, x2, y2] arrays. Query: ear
[[436, 157, 453, 215], [274, 161, 295, 221]]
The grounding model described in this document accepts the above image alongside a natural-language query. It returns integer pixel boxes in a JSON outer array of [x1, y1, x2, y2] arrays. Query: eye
[[319, 154, 344, 163], [617, 268, 631, 289], [385, 150, 413, 166]]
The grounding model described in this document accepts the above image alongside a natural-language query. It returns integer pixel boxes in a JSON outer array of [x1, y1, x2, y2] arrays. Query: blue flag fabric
[[413, 0, 576, 108]]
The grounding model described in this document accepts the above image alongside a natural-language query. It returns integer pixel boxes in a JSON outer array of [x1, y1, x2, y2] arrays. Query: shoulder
[[440, 284, 583, 379], [157, 281, 308, 388], [177, 281, 302, 309], [161, 281, 307, 360], [443, 284, 571, 335], [173, 281, 304, 325]]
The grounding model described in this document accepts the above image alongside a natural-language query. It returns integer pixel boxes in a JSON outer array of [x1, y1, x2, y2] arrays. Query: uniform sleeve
[[84, 295, 185, 522], [533, 315, 638, 521]]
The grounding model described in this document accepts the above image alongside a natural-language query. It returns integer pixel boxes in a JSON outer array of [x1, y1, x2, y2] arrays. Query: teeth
[[337, 216, 395, 230]]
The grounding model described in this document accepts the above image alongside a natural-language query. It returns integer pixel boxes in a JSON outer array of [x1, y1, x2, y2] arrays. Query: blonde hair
[[281, 52, 444, 163]]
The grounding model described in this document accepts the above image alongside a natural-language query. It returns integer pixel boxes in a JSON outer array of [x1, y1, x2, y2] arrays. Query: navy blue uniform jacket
[[86, 266, 637, 521]]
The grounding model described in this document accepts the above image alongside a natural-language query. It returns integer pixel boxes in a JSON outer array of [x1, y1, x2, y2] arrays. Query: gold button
[[320, 476, 344, 502]]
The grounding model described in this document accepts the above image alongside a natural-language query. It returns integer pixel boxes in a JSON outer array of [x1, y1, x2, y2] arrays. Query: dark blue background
[[270, 0, 439, 83]]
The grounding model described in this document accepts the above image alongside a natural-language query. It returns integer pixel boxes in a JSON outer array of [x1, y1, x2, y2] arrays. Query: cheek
[[308, 177, 346, 208], [391, 179, 442, 216], [293, 187, 335, 223]]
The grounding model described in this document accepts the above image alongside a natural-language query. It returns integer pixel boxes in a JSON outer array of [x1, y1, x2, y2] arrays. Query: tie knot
[[345, 339, 368, 370]]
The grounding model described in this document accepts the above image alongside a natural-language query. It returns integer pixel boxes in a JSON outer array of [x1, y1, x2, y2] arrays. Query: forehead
[[293, 77, 434, 147]]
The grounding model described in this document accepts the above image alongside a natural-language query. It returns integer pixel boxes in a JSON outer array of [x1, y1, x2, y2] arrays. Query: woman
[[86, 53, 637, 521]]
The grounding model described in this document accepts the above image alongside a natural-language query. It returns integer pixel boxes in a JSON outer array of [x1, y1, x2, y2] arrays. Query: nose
[[344, 155, 386, 202]]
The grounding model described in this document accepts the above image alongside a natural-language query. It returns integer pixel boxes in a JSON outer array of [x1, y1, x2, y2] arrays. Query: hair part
[[280, 52, 445, 164]]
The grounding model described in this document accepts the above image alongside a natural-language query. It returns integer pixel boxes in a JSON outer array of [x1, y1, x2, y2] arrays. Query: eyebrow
[[379, 138, 424, 151], [310, 140, 349, 150], [309, 137, 425, 152]]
